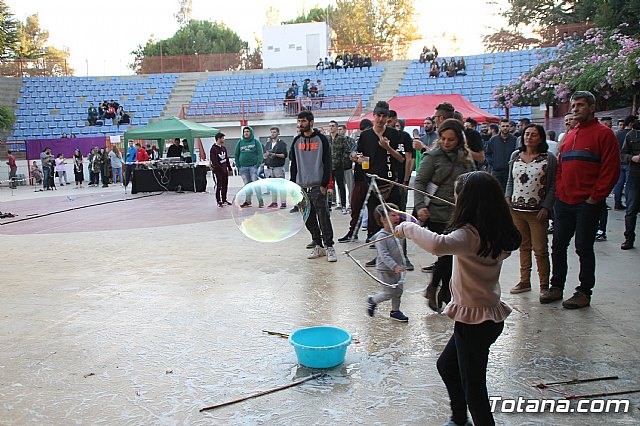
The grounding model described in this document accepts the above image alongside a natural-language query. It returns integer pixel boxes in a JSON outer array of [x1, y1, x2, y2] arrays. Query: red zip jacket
[[556, 118, 620, 204]]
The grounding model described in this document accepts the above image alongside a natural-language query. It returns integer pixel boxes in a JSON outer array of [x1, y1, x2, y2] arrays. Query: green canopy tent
[[123, 116, 219, 158]]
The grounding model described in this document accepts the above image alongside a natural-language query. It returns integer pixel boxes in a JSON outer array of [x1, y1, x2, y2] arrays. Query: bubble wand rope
[[365, 173, 456, 206], [342, 177, 405, 289], [344, 251, 399, 288]]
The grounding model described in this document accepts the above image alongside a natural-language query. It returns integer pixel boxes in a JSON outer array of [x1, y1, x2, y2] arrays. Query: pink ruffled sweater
[[397, 222, 512, 324]]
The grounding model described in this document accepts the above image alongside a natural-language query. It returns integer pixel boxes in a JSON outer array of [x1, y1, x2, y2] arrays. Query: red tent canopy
[[346, 94, 501, 130]]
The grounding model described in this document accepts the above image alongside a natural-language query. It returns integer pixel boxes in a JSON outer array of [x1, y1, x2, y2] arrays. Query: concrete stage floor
[[1, 176, 639, 425]]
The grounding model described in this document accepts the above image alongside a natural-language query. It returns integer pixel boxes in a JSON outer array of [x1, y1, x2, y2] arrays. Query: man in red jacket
[[540, 91, 620, 309]]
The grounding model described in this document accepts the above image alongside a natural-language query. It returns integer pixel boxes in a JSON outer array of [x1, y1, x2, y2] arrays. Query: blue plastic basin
[[289, 326, 352, 368]]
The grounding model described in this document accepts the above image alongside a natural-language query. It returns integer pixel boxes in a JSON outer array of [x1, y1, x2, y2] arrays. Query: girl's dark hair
[[447, 171, 521, 258], [517, 124, 549, 153]]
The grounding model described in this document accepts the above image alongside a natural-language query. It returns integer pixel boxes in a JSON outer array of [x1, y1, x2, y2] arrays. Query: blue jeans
[[239, 166, 263, 204], [624, 175, 640, 242], [112, 167, 123, 184], [613, 164, 629, 206], [550, 199, 602, 296], [43, 167, 51, 189], [305, 186, 334, 247]]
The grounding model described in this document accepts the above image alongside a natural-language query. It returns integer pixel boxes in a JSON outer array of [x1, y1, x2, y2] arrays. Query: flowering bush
[[494, 28, 640, 108]]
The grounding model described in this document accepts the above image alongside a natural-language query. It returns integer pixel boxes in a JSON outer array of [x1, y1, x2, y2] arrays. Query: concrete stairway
[[160, 73, 204, 120], [366, 60, 411, 110]]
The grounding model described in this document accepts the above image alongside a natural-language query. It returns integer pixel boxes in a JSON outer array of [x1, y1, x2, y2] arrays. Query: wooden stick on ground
[[566, 388, 640, 399], [533, 376, 619, 389], [262, 330, 290, 338], [200, 373, 324, 412]]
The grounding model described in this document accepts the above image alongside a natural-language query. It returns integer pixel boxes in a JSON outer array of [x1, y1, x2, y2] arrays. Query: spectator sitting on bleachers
[[324, 57, 333, 69], [105, 104, 116, 120], [61, 133, 68, 138], [316, 58, 325, 70], [419, 47, 427, 64], [353, 53, 363, 68], [432, 45, 439, 59], [456, 57, 467, 75], [309, 82, 318, 98], [98, 101, 107, 120], [118, 108, 130, 125], [335, 55, 344, 70], [362, 53, 372, 69], [87, 103, 98, 126], [440, 59, 448, 75], [447, 57, 457, 77], [344, 52, 353, 68], [419, 46, 435, 65], [291, 80, 299, 97], [429, 60, 440, 78]]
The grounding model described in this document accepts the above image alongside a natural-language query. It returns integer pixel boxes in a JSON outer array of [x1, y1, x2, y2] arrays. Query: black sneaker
[[595, 232, 607, 242], [421, 263, 436, 273], [405, 259, 414, 271], [367, 296, 377, 317], [365, 258, 377, 267], [614, 204, 626, 211], [390, 311, 409, 322], [338, 233, 358, 243]]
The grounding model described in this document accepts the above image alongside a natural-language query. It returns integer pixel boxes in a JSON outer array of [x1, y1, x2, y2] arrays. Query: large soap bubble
[[231, 178, 311, 242]]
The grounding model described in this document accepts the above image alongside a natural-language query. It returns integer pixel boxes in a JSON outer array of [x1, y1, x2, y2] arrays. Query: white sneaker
[[307, 245, 326, 259], [326, 246, 337, 262]]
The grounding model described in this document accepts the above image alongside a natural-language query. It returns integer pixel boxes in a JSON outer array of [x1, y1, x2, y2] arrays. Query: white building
[[262, 22, 330, 69]]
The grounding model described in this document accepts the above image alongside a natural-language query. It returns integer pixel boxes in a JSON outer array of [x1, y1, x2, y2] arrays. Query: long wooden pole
[[200, 373, 323, 412]]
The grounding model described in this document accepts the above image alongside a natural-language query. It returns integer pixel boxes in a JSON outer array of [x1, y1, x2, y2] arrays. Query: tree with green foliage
[[12, 14, 72, 75], [0, 104, 15, 134], [494, 28, 640, 111], [130, 20, 247, 73], [282, 0, 418, 60], [0, 0, 19, 59], [484, 0, 640, 52], [282, 6, 332, 25]]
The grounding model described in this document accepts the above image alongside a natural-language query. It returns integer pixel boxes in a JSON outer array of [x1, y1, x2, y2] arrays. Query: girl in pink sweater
[[395, 171, 521, 426]]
